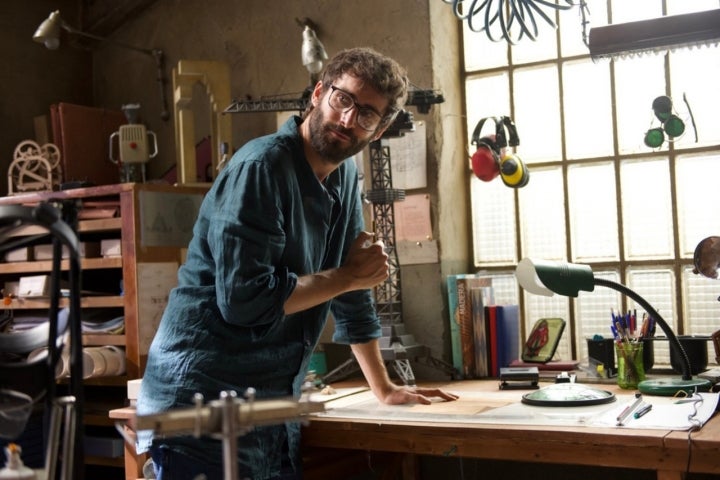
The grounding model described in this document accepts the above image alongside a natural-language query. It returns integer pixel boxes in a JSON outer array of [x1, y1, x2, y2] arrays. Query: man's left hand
[[380, 385, 459, 405]]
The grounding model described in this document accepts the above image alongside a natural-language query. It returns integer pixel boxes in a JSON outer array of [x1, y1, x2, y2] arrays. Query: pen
[[634, 403, 652, 419], [616, 393, 643, 425]]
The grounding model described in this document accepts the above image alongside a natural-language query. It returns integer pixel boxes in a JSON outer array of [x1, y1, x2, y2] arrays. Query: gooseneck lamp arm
[[33, 10, 170, 121], [516, 258, 692, 381], [593, 278, 691, 381]]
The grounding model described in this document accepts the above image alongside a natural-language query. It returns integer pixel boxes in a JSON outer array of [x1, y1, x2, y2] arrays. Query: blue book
[[495, 304, 521, 373]]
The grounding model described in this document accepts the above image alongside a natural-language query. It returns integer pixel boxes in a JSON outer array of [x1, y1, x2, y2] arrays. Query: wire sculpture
[[443, 0, 576, 44]]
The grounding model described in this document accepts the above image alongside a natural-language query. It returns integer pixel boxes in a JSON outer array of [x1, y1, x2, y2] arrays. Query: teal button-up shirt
[[136, 116, 381, 479]]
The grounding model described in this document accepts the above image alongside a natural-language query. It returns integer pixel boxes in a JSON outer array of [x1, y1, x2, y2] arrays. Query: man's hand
[[379, 385, 459, 405], [351, 340, 459, 406], [340, 232, 389, 290]]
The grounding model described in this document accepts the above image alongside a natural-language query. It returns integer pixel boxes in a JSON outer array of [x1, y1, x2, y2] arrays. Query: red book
[[485, 305, 499, 377]]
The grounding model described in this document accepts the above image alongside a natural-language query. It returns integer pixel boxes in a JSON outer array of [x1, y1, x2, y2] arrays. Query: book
[[509, 359, 580, 371], [485, 304, 521, 377], [485, 305, 499, 377], [495, 304, 521, 373], [446, 275, 463, 374], [470, 285, 493, 377], [447, 274, 492, 379]]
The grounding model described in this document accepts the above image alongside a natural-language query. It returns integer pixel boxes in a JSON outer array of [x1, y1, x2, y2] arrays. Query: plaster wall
[[3, 0, 472, 381], [0, 0, 93, 195]]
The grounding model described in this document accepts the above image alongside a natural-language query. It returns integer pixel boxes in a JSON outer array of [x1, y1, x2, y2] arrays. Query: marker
[[616, 393, 643, 425], [634, 403, 652, 419]]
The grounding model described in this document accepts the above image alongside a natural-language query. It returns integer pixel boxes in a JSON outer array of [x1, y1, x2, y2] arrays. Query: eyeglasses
[[327, 85, 384, 131]]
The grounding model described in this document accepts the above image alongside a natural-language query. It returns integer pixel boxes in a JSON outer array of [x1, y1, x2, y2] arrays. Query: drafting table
[[301, 379, 720, 480]]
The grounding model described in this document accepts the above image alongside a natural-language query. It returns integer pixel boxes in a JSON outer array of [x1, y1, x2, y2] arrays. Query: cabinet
[[0, 183, 206, 475]]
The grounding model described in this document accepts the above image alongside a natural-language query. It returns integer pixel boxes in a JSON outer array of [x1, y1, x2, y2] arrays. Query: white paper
[[387, 121, 427, 190], [316, 388, 719, 432], [137, 262, 179, 353]]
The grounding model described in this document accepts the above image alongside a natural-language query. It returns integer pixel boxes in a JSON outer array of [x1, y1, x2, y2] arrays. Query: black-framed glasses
[[327, 85, 384, 131]]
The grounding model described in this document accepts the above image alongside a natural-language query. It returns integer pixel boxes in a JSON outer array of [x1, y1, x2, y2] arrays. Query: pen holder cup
[[642, 338, 654, 371], [587, 338, 616, 376], [615, 341, 646, 389], [670, 336, 709, 375]]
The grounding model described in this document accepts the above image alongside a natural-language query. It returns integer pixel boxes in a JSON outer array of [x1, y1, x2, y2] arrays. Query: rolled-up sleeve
[[330, 289, 383, 344]]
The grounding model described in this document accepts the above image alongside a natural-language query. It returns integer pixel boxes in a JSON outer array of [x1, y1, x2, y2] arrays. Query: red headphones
[[471, 116, 529, 188]]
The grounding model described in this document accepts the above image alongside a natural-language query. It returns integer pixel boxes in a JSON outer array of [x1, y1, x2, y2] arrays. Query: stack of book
[[446, 274, 520, 378]]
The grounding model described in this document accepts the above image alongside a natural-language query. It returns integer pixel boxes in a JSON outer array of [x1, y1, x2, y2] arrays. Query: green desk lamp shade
[[516, 258, 595, 297], [515, 258, 712, 396]]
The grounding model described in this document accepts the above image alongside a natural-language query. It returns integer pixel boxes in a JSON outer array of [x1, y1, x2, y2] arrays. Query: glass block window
[[462, 1, 720, 367]]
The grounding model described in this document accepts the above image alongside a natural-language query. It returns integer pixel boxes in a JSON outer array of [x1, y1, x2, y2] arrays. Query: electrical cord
[[442, 0, 576, 44]]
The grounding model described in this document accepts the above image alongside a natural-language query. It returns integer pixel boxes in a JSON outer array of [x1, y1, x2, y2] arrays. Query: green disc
[[638, 377, 711, 396]]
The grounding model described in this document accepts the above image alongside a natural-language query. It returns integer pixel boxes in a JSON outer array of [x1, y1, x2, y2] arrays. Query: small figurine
[[0, 443, 36, 480]]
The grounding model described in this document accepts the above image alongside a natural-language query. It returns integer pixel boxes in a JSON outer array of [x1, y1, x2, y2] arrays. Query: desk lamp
[[515, 258, 712, 396], [32, 10, 170, 121], [299, 20, 327, 86]]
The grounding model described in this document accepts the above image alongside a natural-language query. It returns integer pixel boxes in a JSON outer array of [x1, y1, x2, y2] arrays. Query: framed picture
[[521, 318, 566, 363]]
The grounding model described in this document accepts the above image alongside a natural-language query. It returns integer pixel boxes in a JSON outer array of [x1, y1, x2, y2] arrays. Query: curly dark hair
[[303, 47, 409, 128]]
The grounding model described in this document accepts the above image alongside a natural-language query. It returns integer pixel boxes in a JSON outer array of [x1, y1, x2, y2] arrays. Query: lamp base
[[638, 377, 712, 396]]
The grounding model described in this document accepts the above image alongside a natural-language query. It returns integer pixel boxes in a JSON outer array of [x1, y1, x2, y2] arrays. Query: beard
[[307, 107, 371, 164]]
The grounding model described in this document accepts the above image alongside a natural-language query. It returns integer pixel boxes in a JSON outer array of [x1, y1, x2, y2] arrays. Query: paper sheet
[[387, 121, 427, 190], [394, 194, 432, 242], [137, 262, 179, 354], [315, 388, 719, 431]]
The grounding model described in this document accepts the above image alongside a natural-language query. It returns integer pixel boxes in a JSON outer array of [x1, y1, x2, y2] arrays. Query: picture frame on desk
[[521, 317, 566, 363]]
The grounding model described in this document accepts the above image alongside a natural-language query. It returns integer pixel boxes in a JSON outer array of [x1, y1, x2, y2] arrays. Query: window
[[463, 0, 720, 366]]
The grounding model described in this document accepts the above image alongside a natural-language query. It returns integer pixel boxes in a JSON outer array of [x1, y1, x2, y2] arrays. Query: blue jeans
[[149, 445, 301, 480]]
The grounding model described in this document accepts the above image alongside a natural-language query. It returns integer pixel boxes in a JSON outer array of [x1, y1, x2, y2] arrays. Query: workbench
[[110, 379, 720, 480], [301, 380, 720, 480]]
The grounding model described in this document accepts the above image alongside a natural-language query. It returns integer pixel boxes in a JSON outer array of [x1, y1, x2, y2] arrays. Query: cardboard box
[[101, 239, 122, 257], [127, 378, 142, 406], [3, 247, 33, 262], [34, 242, 101, 260], [18, 275, 52, 298]]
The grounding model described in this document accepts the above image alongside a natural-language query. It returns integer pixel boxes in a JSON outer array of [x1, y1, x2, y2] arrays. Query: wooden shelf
[[84, 334, 126, 346], [1, 183, 207, 478], [4, 217, 123, 238], [0, 256, 123, 273], [8, 295, 124, 309]]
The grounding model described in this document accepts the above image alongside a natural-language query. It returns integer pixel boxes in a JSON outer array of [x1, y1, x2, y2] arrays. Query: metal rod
[[220, 391, 238, 480]]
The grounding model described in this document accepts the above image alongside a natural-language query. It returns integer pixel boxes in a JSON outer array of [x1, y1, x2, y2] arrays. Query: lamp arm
[[594, 277, 692, 381], [62, 23, 170, 121], [61, 22, 154, 56], [151, 49, 171, 121]]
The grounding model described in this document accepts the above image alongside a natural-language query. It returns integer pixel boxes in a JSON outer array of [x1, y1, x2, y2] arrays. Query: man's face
[[307, 74, 389, 164]]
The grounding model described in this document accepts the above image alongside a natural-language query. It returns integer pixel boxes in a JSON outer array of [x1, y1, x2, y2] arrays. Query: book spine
[[456, 277, 476, 378], [486, 305, 499, 377], [446, 275, 463, 374], [471, 287, 488, 377], [497, 305, 521, 370]]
